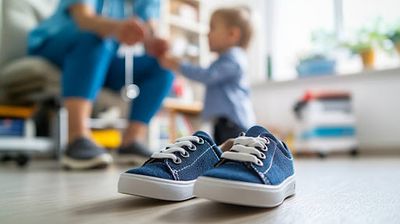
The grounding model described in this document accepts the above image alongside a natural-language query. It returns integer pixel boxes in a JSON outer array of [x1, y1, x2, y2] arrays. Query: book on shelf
[[175, 113, 193, 138], [0, 118, 25, 137], [148, 111, 195, 150], [0, 105, 36, 119]]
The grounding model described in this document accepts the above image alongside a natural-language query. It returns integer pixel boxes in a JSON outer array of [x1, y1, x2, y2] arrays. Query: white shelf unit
[[160, 0, 211, 102], [0, 119, 53, 153], [0, 138, 53, 152], [168, 14, 208, 36]]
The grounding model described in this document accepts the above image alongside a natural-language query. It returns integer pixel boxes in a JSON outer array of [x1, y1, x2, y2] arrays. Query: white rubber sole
[[118, 173, 195, 201], [194, 175, 296, 207], [61, 154, 113, 170]]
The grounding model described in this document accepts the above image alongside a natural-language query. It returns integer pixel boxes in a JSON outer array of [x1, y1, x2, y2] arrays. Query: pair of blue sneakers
[[118, 125, 295, 207]]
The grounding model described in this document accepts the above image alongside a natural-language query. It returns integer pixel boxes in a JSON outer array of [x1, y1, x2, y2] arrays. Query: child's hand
[[145, 37, 169, 58], [159, 55, 181, 71], [114, 18, 145, 45]]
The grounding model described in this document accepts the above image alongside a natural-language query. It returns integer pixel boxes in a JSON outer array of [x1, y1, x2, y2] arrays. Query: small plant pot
[[360, 49, 375, 69], [395, 42, 400, 55]]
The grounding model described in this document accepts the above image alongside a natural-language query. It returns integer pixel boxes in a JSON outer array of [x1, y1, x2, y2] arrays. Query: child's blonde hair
[[212, 7, 253, 49]]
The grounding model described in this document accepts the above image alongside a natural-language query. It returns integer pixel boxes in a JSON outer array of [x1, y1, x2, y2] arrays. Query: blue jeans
[[29, 31, 174, 124]]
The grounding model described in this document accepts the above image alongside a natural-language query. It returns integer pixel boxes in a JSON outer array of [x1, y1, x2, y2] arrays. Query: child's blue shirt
[[28, 0, 160, 50], [180, 47, 256, 129]]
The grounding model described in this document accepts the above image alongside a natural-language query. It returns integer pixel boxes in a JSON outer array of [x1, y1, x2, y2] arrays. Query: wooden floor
[[1, 156, 400, 224]]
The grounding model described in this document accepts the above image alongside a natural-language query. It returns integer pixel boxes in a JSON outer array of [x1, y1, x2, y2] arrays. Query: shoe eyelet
[[180, 151, 190, 158], [189, 144, 197, 151], [239, 132, 246, 137], [256, 160, 264, 166], [197, 138, 205, 144], [259, 153, 266, 159], [264, 137, 271, 144], [262, 145, 268, 152], [174, 157, 182, 164]]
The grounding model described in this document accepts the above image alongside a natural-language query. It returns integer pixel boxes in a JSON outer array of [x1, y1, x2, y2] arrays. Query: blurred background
[[1, 0, 400, 162]]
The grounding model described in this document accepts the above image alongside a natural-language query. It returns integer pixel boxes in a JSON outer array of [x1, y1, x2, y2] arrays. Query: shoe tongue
[[193, 131, 215, 145]]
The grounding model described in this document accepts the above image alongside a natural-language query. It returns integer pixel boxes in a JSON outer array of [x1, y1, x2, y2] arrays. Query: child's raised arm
[[179, 58, 241, 85], [160, 56, 241, 85]]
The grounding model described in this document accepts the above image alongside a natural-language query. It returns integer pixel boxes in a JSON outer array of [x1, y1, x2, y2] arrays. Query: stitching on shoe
[[174, 170, 180, 180], [175, 144, 214, 172], [208, 144, 220, 161], [250, 163, 270, 184], [250, 145, 276, 184], [263, 146, 277, 174], [166, 160, 179, 180], [251, 144, 276, 175]]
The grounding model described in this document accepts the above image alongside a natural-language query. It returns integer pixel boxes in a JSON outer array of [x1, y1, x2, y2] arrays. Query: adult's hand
[[114, 18, 146, 45]]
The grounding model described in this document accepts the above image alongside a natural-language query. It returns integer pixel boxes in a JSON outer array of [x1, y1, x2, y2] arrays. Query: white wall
[[251, 68, 400, 150]]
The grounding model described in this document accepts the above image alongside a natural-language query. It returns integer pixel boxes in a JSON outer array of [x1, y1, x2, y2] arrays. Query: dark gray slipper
[[116, 141, 152, 164], [61, 137, 113, 169]]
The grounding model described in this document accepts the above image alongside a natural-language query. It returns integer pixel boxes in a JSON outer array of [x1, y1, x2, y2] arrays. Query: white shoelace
[[151, 136, 204, 164], [221, 136, 269, 166]]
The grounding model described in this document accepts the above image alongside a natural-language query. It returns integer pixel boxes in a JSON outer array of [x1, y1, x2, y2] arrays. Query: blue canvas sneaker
[[118, 131, 222, 201], [194, 125, 295, 207]]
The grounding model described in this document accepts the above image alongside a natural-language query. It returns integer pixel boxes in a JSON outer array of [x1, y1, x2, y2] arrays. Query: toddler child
[[160, 7, 256, 145]]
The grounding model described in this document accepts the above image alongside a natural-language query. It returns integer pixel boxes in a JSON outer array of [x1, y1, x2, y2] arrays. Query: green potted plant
[[342, 39, 375, 69], [342, 20, 386, 69], [387, 25, 400, 54]]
